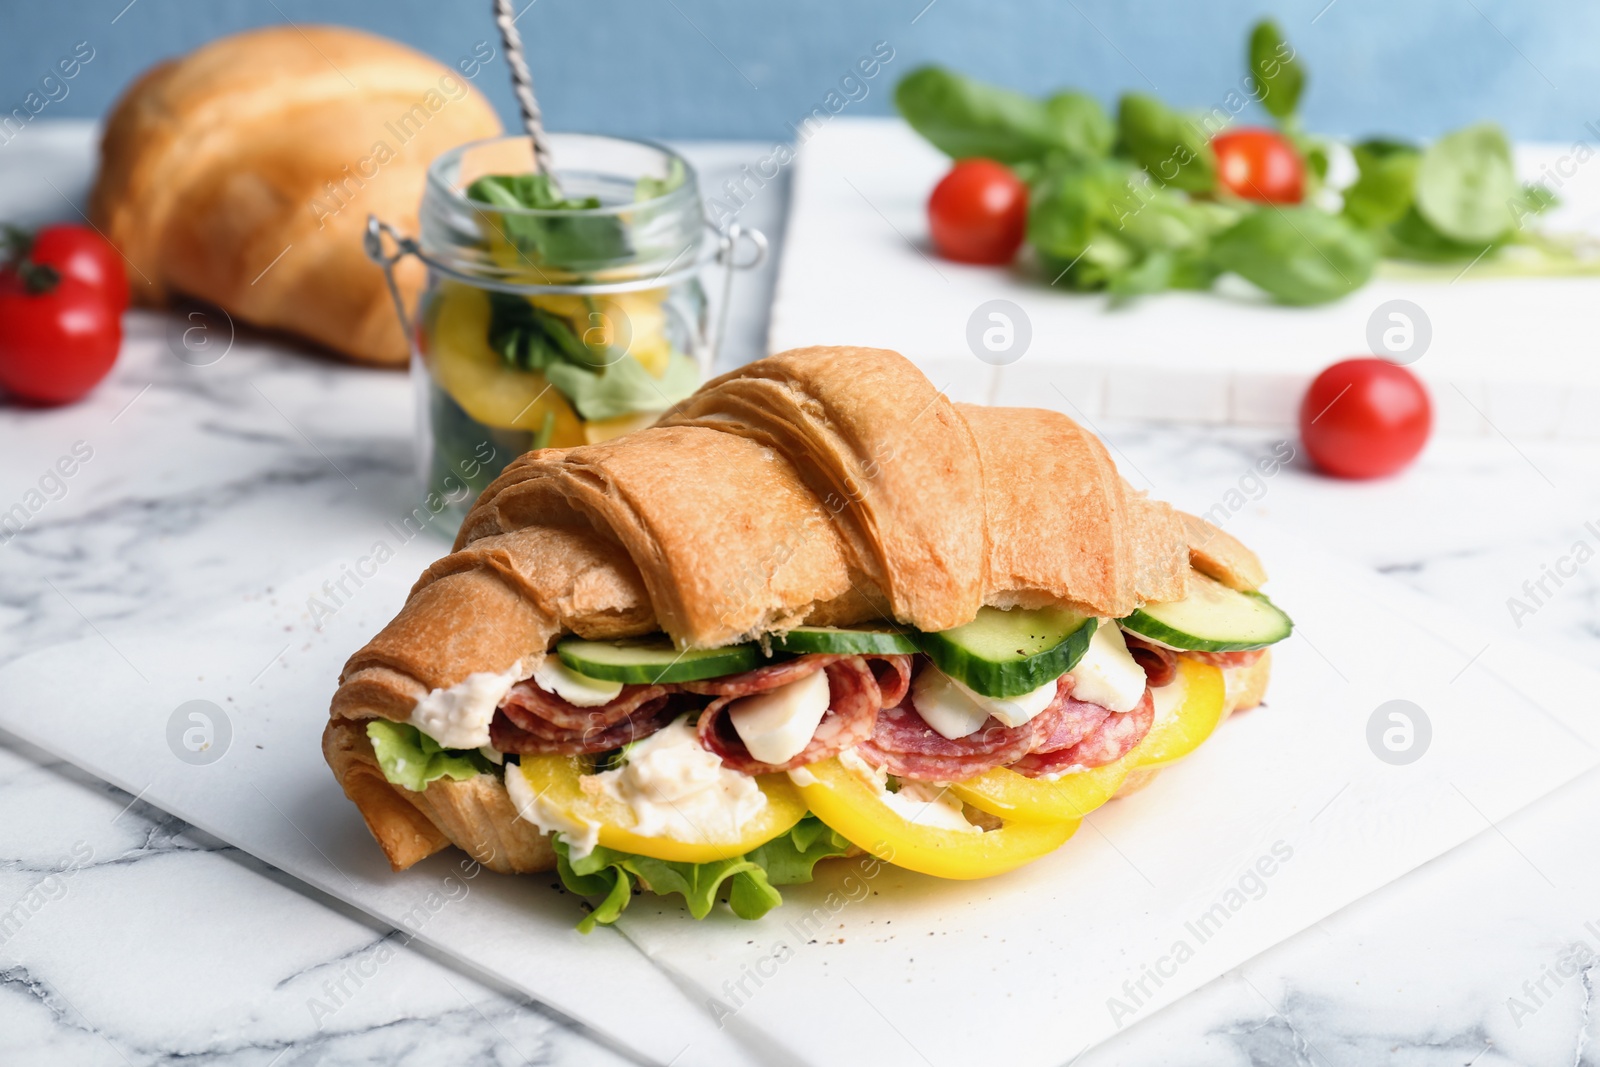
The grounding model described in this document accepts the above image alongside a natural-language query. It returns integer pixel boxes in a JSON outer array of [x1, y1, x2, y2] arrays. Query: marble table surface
[[6, 123, 1600, 1066]]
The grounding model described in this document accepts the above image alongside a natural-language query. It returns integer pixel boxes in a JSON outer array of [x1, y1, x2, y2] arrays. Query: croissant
[[326, 347, 1280, 880], [90, 25, 502, 365]]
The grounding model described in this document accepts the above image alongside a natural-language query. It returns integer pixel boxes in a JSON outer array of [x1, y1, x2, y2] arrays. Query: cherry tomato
[[1212, 128, 1305, 204], [0, 266, 122, 405], [927, 158, 1028, 265], [24, 224, 130, 312], [1299, 358, 1431, 479]]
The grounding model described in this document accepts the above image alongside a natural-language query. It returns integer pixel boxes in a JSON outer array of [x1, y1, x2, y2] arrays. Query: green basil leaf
[[1211, 207, 1377, 305], [1414, 123, 1519, 243], [895, 66, 1070, 163], [1043, 90, 1115, 160], [1341, 139, 1420, 229], [1107, 249, 1175, 299], [1028, 158, 1231, 297], [544, 350, 700, 422], [1381, 205, 1494, 262], [466, 174, 632, 269], [487, 292, 595, 372], [1027, 159, 1139, 289], [1248, 19, 1305, 121], [1116, 93, 1216, 193]]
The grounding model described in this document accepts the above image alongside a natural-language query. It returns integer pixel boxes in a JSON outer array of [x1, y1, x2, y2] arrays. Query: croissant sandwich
[[324, 347, 1292, 928]]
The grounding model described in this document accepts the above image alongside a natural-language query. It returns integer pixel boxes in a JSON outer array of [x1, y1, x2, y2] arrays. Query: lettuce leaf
[[366, 721, 494, 793], [553, 815, 851, 932]]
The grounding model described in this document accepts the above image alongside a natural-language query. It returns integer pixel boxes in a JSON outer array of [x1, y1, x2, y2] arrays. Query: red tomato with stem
[[1299, 358, 1431, 479], [1212, 128, 1305, 204], [927, 159, 1028, 265], [24, 224, 131, 312], [0, 265, 122, 405]]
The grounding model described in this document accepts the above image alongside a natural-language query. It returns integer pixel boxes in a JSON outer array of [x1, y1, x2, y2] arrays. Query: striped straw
[[492, 0, 555, 175]]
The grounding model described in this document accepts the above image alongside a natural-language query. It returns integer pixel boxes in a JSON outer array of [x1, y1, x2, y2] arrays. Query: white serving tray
[[769, 118, 1600, 440], [2, 516, 1596, 1065]]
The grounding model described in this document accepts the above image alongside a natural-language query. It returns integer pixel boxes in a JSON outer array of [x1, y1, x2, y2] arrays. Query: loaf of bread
[[91, 25, 502, 365]]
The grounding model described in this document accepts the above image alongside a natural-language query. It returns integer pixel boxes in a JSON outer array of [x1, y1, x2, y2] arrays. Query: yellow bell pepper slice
[[424, 282, 586, 444], [949, 760, 1131, 823], [948, 656, 1227, 823], [514, 753, 807, 865], [790, 758, 1078, 880], [1132, 656, 1227, 769]]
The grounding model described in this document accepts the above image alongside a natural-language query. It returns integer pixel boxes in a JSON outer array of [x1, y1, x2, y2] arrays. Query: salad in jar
[[411, 134, 712, 524]]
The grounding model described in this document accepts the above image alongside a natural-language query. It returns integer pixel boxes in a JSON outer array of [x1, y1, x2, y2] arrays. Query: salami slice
[[698, 655, 881, 773], [1027, 693, 1113, 756], [1010, 687, 1154, 777], [852, 669, 1074, 782], [502, 679, 672, 732], [680, 653, 846, 697], [489, 692, 690, 755], [1122, 633, 1178, 688], [864, 653, 912, 709]]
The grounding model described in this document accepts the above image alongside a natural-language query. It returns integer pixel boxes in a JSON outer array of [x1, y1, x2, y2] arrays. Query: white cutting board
[[2, 517, 1597, 1066], [769, 118, 1600, 440]]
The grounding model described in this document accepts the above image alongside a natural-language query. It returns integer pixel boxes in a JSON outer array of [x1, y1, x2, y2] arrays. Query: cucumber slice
[[1120, 571, 1293, 652], [771, 625, 918, 656], [913, 607, 1095, 698], [556, 635, 764, 684]]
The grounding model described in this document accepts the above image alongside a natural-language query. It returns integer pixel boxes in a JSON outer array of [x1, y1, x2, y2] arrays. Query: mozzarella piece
[[532, 653, 623, 706], [728, 668, 831, 765], [967, 674, 1061, 728], [910, 667, 991, 739], [911, 664, 1060, 739], [1071, 624, 1148, 713], [408, 660, 524, 749]]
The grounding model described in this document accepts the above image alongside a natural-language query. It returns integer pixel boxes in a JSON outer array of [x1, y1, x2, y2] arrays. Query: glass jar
[[366, 133, 763, 533]]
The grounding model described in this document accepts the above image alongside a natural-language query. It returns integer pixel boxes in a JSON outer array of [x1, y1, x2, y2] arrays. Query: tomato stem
[[17, 261, 60, 296]]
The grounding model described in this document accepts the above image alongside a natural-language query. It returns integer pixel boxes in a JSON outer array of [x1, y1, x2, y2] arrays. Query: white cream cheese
[[531, 653, 622, 706], [910, 664, 1061, 739], [407, 660, 524, 750], [834, 748, 979, 833], [727, 668, 831, 765], [1072, 624, 1148, 714], [503, 718, 767, 861], [595, 718, 767, 847]]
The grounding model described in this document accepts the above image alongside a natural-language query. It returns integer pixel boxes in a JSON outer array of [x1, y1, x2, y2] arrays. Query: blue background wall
[[3, 0, 1595, 143]]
